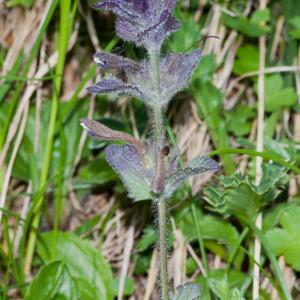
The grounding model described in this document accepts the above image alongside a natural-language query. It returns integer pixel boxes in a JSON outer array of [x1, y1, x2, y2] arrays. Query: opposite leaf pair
[[88, 49, 201, 108], [80, 119, 219, 201]]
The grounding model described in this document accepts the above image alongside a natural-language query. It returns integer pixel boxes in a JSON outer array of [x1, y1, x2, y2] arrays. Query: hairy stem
[[153, 104, 164, 149], [149, 50, 164, 149], [149, 49, 168, 299], [158, 198, 168, 300]]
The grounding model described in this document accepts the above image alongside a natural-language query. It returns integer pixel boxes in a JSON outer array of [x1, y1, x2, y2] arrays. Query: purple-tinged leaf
[[87, 78, 143, 99], [80, 119, 145, 154], [161, 49, 201, 101], [163, 156, 219, 198], [93, 52, 140, 72], [105, 144, 153, 201]]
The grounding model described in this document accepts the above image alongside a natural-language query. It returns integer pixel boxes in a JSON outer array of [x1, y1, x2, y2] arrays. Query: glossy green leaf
[[25, 260, 79, 300], [25, 261, 64, 300], [37, 231, 114, 300]]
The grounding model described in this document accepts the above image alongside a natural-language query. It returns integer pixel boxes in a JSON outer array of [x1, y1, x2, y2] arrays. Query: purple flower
[[94, 0, 180, 50]]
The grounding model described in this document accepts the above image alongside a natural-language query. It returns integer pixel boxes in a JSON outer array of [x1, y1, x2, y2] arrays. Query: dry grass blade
[[118, 225, 135, 300]]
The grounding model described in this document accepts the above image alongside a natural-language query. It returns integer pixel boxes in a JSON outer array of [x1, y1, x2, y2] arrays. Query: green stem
[[149, 50, 164, 149], [149, 49, 168, 299], [226, 227, 249, 272], [190, 203, 209, 275], [190, 202, 212, 300], [153, 104, 164, 149], [158, 199, 169, 300], [208, 148, 300, 174]]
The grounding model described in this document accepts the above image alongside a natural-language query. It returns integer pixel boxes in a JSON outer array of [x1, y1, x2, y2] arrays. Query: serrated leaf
[[204, 163, 288, 220], [37, 231, 114, 300], [170, 282, 201, 300], [163, 156, 218, 198], [266, 206, 300, 271], [105, 144, 153, 201]]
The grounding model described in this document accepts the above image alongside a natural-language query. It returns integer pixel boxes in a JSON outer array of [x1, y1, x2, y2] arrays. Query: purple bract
[[94, 0, 180, 50]]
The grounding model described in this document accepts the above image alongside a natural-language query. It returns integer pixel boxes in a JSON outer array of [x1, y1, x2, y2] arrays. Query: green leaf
[[111, 277, 134, 296], [133, 254, 151, 275], [176, 209, 240, 256], [254, 75, 297, 112], [192, 54, 217, 82], [226, 106, 256, 136], [191, 80, 235, 174], [233, 45, 259, 75], [266, 206, 300, 271], [37, 231, 114, 300], [205, 163, 288, 221], [169, 15, 201, 52], [289, 16, 300, 39], [25, 261, 64, 300], [208, 272, 245, 300], [170, 283, 201, 300], [250, 9, 270, 24], [76, 153, 117, 186], [222, 9, 270, 37], [136, 226, 156, 252], [7, 0, 35, 7]]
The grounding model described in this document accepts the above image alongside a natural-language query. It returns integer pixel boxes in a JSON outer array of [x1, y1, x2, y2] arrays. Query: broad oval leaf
[[37, 231, 114, 300], [25, 261, 63, 300]]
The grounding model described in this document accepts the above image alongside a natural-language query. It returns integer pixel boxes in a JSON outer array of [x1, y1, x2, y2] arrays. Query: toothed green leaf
[[170, 283, 201, 300]]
